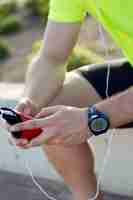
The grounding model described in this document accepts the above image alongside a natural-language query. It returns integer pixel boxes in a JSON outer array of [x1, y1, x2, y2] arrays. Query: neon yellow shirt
[[48, 0, 133, 66]]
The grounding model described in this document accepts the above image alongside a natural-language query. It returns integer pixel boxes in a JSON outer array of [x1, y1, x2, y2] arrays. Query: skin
[[7, 18, 133, 200], [9, 72, 103, 200], [21, 21, 81, 108], [10, 84, 133, 146]]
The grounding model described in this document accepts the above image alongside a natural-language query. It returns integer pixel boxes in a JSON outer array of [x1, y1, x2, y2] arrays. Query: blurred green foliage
[[0, 0, 17, 18], [0, 15, 22, 34], [29, 40, 104, 71], [0, 1, 22, 35], [24, 0, 49, 22], [0, 39, 10, 60]]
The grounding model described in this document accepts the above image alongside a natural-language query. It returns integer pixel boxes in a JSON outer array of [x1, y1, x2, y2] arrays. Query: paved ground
[[0, 170, 132, 200]]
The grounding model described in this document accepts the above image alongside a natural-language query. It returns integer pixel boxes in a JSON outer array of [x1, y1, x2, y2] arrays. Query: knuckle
[[21, 98, 28, 104], [20, 101, 27, 107], [16, 103, 26, 111]]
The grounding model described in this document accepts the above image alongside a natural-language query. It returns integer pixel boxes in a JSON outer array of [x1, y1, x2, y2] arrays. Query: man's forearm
[[20, 20, 81, 109], [95, 87, 133, 128], [23, 52, 67, 109]]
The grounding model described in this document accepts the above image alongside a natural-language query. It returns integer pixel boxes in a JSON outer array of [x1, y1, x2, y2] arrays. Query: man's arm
[[95, 86, 133, 128], [10, 84, 133, 147], [22, 20, 81, 109]]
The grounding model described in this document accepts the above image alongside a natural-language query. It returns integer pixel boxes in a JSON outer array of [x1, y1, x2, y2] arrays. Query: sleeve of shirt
[[48, 0, 87, 23]]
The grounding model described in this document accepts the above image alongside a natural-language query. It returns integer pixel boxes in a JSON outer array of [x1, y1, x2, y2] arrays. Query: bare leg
[[42, 71, 103, 200]]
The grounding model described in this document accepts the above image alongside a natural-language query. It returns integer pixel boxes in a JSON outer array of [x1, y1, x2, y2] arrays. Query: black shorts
[[77, 59, 133, 128]]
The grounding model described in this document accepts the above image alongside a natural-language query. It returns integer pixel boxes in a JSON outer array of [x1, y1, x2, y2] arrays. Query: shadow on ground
[[0, 170, 131, 200]]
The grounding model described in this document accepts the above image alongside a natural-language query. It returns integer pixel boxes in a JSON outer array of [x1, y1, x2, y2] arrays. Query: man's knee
[[49, 70, 101, 107]]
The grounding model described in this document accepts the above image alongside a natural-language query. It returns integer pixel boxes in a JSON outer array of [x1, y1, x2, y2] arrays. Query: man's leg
[[42, 70, 102, 200], [42, 59, 133, 200]]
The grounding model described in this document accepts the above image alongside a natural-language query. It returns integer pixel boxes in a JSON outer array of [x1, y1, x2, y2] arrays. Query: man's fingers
[[8, 136, 28, 146], [27, 127, 59, 147], [15, 98, 38, 115], [16, 101, 31, 114], [36, 106, 64, 118], [10, 113, 60, 132], [15, 102, 25, 112]]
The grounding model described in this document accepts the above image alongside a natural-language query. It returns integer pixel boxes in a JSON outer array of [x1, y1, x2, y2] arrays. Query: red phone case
[[18, 112, 42, 140]]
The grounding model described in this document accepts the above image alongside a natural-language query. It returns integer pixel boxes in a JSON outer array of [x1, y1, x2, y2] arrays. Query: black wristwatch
[[87, 105, 110, 136]]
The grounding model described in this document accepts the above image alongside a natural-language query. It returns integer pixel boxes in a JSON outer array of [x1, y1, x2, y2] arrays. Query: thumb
[[16, 98, 32, 115], [27, 127, 59, 147]]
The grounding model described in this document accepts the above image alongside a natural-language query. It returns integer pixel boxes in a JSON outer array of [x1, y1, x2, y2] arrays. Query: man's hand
[[8, 98, 40, 148], [9, 106, 93, 148]]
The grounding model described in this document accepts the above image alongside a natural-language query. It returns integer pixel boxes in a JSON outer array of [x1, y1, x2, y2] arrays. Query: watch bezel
[[89, 115, 109, 135], [87, 106, 110, 136]]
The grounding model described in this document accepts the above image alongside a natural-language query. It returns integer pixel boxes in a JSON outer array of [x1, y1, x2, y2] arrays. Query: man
[[9, 1, 133, 200]]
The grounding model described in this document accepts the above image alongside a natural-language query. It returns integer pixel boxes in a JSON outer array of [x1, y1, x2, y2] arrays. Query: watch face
[[91, 117, 108, 132]]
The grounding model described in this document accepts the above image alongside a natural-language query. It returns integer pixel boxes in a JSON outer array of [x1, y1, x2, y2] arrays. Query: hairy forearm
[[23, 52, 67, 109], [95, 87, 133, 128]]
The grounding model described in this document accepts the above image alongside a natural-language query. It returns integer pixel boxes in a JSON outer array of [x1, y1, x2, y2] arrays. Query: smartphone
[[0, 107, 42, 141]]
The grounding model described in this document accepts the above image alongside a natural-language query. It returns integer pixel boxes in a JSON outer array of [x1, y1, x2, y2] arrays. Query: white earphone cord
[[11, 1, 114, 200], [10, 137, 57, 200], [87, 1, 115, 199]]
